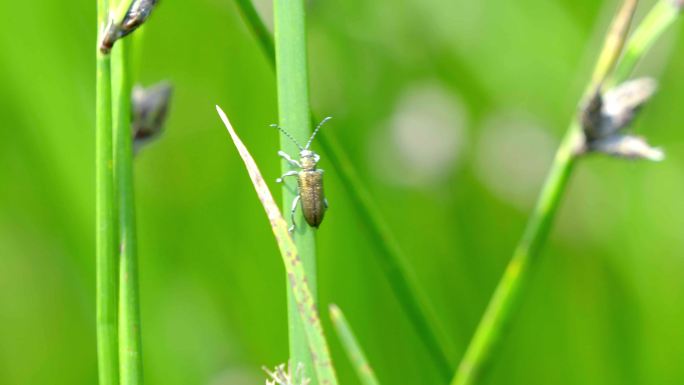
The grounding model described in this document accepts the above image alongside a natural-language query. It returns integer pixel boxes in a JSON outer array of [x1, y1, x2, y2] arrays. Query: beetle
[[274, 117, 332, 232]]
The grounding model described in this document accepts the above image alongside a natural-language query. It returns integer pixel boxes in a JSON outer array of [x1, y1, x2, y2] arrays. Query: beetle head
[[272, 117, 332, 164], [299, 150, 320, 168]]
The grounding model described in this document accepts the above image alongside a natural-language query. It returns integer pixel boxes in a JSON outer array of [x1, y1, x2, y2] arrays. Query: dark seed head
[[132, 82, 173, 152]]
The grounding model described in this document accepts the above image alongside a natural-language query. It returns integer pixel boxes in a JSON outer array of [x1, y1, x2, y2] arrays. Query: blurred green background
[[2, 0, 684, 384]]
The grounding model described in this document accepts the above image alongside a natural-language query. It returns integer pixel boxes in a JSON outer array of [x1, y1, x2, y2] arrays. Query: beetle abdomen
[[298, 170, 326, 228]]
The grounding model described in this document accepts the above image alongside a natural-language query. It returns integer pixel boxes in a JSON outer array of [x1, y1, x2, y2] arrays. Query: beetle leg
[[278, 151, 301, 168], [276, 171, 299, 183], [324, 198, 329, 209], [289, 195, 301, 233]]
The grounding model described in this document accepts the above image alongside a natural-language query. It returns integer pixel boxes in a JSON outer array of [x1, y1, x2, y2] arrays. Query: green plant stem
[[272, 0, 318, 381], [96, 0, 119, 383], [590, 0, 638, 87], [111, 30, 144, 385], [217, 107, 338, 385], [112, 0, 133, 26], [329, 304, 381, 385], [610, 0, 682, 86], [232, 1, 454, 377], [451, 126, 580, 385], [451, 2, 681, 384], [316, 128, 455, 379], [233, 0, 275, 64]]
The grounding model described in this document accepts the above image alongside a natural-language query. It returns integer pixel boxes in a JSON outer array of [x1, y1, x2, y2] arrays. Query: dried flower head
[[263, 363, 310, 385], [132, 81, 173, 153], [100, 0, 159, 53], [578, 77, 663, 161]]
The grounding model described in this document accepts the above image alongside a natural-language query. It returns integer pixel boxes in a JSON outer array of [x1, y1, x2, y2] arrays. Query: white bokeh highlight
[[474, 111, 556, 210], [369, 83, 468, 188]]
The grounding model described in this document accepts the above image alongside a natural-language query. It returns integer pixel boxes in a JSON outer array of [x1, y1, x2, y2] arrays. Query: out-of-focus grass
[[2, 0, 684, 385], [451, 1, 681, 383], [329, 304, 380, 385]]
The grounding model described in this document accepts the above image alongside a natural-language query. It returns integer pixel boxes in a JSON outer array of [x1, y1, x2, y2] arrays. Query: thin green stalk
[[272, 0, 318, 381], [329, 304, 381, 385], [232, 1, 455, 377], [451, 1, 682, 384], [317, 127, 455, 379], [233, 0, 275, 64], [451, 125, 580, 385], [111, 18, 144, 385], [611, 0, 682, 85], [217, 107, 338, 385], [590, 0, 638, 87], [96, 0, 119, 383]]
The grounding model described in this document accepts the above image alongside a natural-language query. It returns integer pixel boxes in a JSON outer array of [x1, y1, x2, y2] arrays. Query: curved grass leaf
[[216, 105, 338, 385]]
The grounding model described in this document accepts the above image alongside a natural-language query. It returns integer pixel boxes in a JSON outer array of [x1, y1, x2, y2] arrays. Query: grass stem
[[451, 125, 580, 385], [233, 0, 275, 64], [233, 1, 455, 377], [329, 304, 381, 385], [272, 0, 319, 381], [610, 0, 682, 86], [111, 12, 144, 385], [450, 2, 681, 384], [96, 0, 120, 383], [317, 128, 455, 379]]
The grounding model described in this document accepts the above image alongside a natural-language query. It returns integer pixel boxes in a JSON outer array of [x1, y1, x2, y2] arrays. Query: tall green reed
[[329, 304, 381, 385], [232, 1, 454, 377], [96, 0, 119, 383], [272, 0, 321, 381], [96, 0, 157, 382], [111, 34, 143, 385]]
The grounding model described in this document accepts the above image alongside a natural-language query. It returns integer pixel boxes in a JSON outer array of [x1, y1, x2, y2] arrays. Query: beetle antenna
[[271, 124, 303, 150], [305, 117, 332, 150]]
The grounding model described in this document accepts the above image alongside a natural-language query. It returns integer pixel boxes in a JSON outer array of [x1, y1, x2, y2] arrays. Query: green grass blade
[[96, 0, 120, 383], [111, 30, 144, 385], [451, 1, 682, 384], [329, 304, 381, 385], [232, 0, 275, 64], [217, 106, 338, 385], [451, 125, 581, 385], [272, 0, 320, 382], [610, 0, 682, 85], [316, 127, 455, 379], [232, 1, 455, 376], [590, 0, 638, 88], [112, 0, 135, 26]]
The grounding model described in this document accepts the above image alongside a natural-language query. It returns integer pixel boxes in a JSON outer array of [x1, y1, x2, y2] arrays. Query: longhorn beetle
[[274, 117, 332, 232]]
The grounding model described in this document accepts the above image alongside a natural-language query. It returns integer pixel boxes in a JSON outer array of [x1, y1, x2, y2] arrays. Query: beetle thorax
[[299, 150, 320, 170]]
